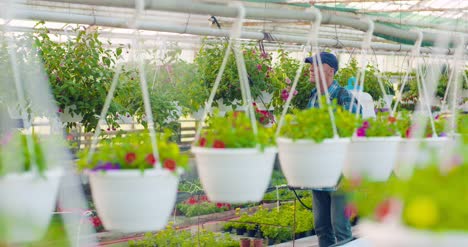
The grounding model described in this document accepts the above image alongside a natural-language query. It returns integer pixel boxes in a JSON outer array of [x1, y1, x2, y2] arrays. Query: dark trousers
[[312, 190, 352, 247]]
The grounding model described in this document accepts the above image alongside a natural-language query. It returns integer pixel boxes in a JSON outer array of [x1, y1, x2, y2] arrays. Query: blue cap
[[305, 52, 339, 74]]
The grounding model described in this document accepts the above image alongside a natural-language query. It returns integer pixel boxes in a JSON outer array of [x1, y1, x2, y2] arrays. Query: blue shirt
[[307, 80, 361, 114], [307, 80, 360, 191]]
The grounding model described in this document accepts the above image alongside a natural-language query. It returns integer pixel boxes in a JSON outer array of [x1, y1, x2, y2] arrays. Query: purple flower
[[439, 132, 447, 137], [357, 127, 367, 137], [281, 91, 289, 101], [92, 162, 121, 172], [285, 78, 291, 84], [260, 52, 269, 59], [362, 121, 369, 129]]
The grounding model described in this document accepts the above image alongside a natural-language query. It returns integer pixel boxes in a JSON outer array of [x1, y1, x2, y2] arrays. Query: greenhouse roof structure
[[0, 0, 466, 54]]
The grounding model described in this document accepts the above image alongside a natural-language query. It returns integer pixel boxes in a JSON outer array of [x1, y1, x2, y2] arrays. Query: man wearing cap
[[305, 52, 360, 247]]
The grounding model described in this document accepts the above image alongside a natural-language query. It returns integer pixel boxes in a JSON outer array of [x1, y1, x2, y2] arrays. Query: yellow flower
[[404, 196, 439, 229]]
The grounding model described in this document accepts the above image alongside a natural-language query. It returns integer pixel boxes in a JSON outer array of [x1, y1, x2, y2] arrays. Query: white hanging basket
[[59, 106, 83, 123], [192, 147, 276, 203], [358, 221, 468, 247], [89, 168, 179, 233], [0, 169, 62, 244], [277, 137, 349, 188], [344, 137, 401, 181], [395, 137, 452, 178]]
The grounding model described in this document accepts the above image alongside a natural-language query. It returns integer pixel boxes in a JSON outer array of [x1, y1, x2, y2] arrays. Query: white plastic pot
[[89, 169, 179, 233], [192, 147, 276, 203], [395, 137, 452, 178], [277, 137, 349, 188], [344, 137, 401, 181], [0, 169, 62, 244], [358, 221, 468, 247]]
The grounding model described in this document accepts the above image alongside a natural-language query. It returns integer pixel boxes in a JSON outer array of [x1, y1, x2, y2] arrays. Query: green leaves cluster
[[34, 22, 125, 132], [77, 131, 189, 172], [198, 111, 275, 149], [0, 132, 46, 176], [225, 199, 314, 243], [279, 98, 358, 142], [177, 201, 229, 217], [270, 49, 314, 112], [335, 57, 394, 100], [194, 39, 275, 105], [358, 113, 400, 137], [128, 224, 239, 247]]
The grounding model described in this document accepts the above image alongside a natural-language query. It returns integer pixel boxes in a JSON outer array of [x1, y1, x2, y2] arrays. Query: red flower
[[213, 140, 226, 149], [145, 153, 156, 165], [199, 137, 207, 147], [375, 199, 393, 221], [66, 134, 74, 141], [125, 152, 136, 164], [90, 216, 102, 227], [58, 108, 63, 113], [163, 159, 177, 172], [188, 197, 197, 205], [216, 203, 224, 208], [200, 195, 208, 202], [388, 116, 397, 123]]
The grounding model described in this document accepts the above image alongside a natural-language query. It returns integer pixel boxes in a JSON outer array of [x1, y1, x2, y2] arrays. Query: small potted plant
[[192, 111, 276, 203], [77, 131, 189, 233], [348, 158, 468, 247], [0, 132, 63, 244], [344, 112, 401, 181], [277, 98, 357, 188]]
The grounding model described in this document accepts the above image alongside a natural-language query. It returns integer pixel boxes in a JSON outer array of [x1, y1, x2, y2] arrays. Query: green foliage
[[77, 131, 189, 172], [194, 39, 276, 105], [335, 57, 394, 100], [226, 199, 314, 243], [117, 43, 199, 129], [279, 98, 358, 142], [128, 224, 239, 247], [197, 111, 275, 149], [356, 112, 400, 137], [270, 49, 313, 112], [34, 22, 125, 132], [397, 112, 448, 138], [458, 114, 468, 143], [177, 201, 229, 217], [0, 132, 46, 176]]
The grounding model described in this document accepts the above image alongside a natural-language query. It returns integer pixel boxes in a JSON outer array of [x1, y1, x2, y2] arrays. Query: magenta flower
[[285, 78, 291, 84], [281, 90, 289, 101], [357, 127, 366, 137], [260, 52, 269, 59], [362, 121, 369, 129], [293, 90, 298, 96], [256, 64, 262, 71]]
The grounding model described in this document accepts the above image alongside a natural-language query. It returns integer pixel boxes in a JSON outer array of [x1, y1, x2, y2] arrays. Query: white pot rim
[[351, 136, 402, 142], [191, 146, 277, 155], [1, 168, 63, 181], [401, 136, 450, 142], [87, 167, 182, 177], [277, 137, 350, 144]]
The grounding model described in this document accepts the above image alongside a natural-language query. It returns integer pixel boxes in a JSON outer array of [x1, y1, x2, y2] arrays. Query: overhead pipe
[[30, 0, 466, 47], [4, 7, 462, 55]]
